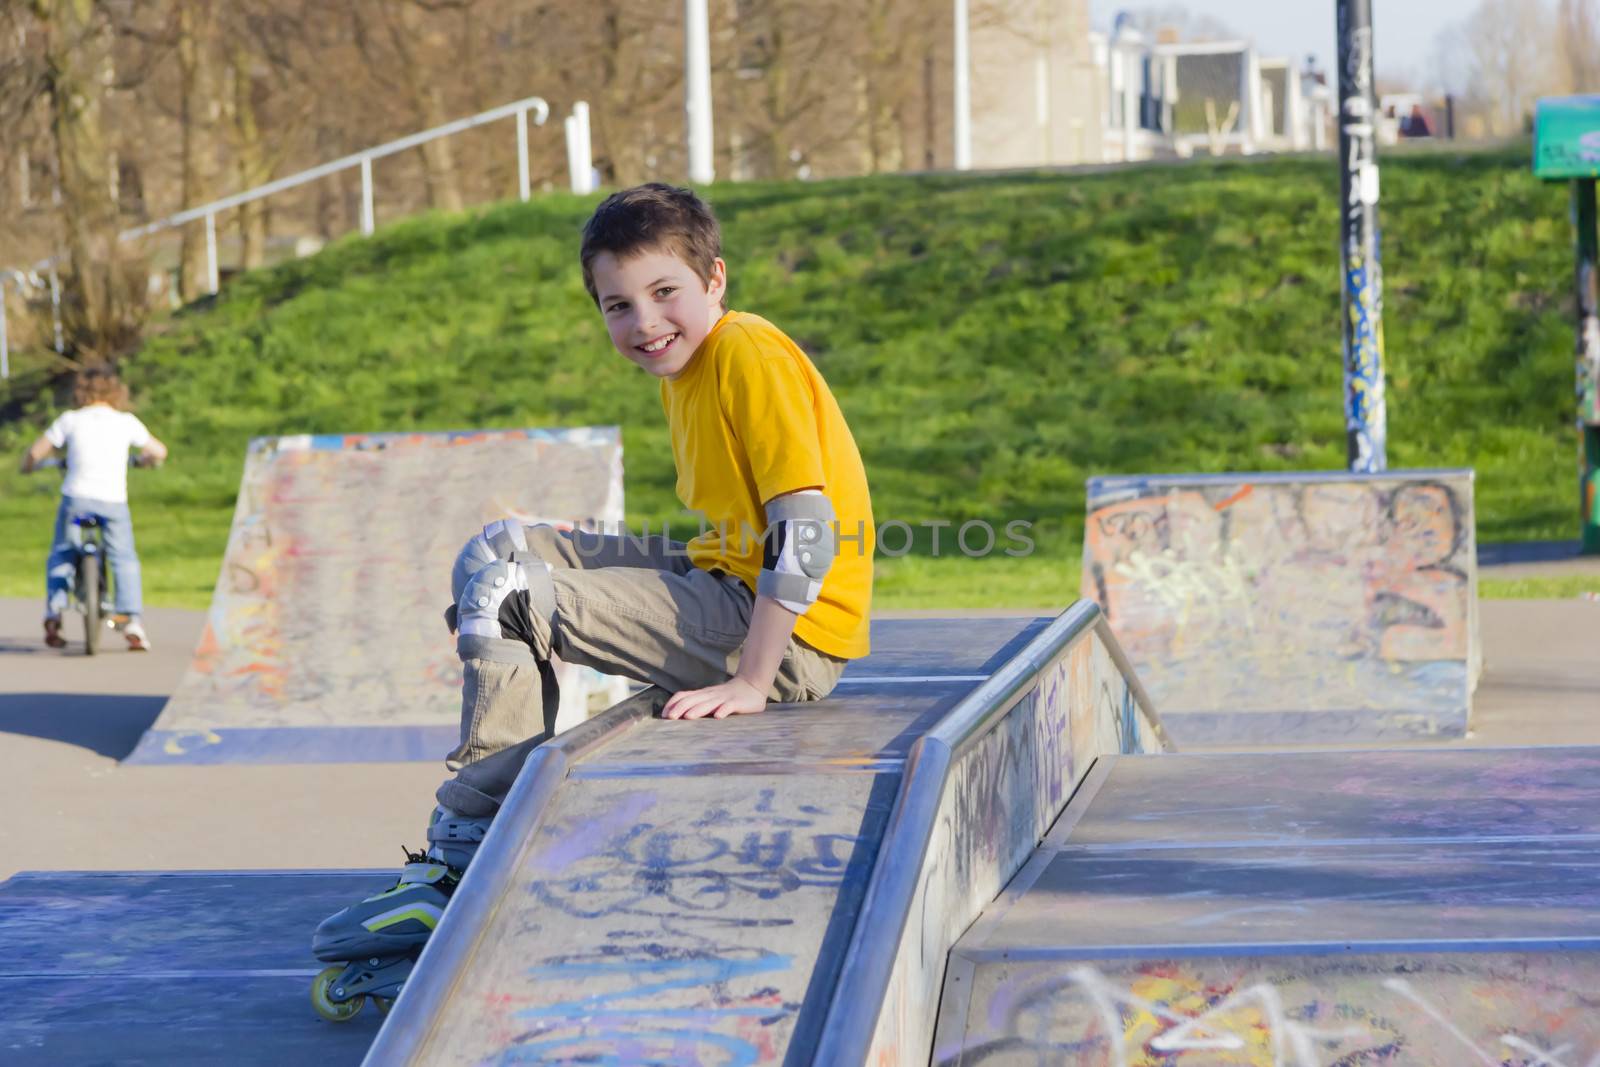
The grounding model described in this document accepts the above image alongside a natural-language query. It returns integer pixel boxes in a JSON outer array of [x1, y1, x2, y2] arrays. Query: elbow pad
[[757, 490, 837, 614]]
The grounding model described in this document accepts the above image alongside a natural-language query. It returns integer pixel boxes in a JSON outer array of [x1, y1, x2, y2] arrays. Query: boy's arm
[[662, 596, 797, 720], [662, 486, 833, 721], [138, 434, 169, 465], [19, 434, 53, 474]]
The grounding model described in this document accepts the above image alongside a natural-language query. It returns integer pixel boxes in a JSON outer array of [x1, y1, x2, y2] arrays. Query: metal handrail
[[810, 599, 1168, 1065], [1, 94, 594, 376], [120, 96, 551, 246]]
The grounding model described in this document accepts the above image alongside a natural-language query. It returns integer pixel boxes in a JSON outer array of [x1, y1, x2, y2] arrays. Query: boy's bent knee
[[450, 519, 533, 605], [450, 520, 559, 652], [455, 560, 557, 659]]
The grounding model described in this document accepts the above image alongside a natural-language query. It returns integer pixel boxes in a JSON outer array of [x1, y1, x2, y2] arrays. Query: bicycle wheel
[[81, 554, 102, 656]]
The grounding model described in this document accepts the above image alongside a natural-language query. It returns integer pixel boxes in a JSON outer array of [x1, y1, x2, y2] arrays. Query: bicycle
[[34, 456, 146, 655]]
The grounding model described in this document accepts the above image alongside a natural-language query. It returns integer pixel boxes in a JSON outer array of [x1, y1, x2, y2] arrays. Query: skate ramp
[[1083, 469, 1480, 745], [933, 746, 1600, 1064], [126, 428, 624, 766], [363, 607, 1168, 1065]]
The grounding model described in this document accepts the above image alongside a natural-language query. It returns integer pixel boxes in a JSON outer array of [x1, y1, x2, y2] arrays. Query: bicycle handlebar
[[28, 455, 162, 472]]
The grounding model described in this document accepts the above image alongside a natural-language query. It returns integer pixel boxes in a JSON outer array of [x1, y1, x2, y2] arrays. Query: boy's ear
[[706, 257, 728, 306]]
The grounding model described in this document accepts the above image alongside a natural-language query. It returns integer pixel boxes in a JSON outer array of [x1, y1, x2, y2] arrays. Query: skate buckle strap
[[397, 861, 452, 886]]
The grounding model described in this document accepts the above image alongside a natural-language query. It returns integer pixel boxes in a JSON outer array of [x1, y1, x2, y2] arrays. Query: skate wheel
[[311, 965, 365, 1022]]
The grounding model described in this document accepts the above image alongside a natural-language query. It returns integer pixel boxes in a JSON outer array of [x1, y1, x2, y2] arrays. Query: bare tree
[[217, 1, 322, 268], [175, 0, 221, 299], [1436, 0, 1557, 135], [25, 0, 147, 361], [1558, 0, 1600, 93], [727, 1, 839, 178]]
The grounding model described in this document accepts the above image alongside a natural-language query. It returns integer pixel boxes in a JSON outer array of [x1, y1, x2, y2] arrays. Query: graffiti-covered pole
[[1574, 179, 1600, 552], [1336, 0, 1387, 472]]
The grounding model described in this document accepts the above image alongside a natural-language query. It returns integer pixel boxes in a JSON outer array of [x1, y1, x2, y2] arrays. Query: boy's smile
[[592, 248, 727, 379]]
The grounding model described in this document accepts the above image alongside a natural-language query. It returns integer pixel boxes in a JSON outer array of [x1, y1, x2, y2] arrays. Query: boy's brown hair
[[72, 365, 131, 410], [579, 183, 722, 305]]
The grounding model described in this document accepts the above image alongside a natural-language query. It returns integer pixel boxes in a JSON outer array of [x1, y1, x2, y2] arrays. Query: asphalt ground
[[0, 598, 441, 881]]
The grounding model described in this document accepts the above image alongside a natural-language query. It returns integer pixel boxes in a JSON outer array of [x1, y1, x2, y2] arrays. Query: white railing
[[2, 94, 598, 377]]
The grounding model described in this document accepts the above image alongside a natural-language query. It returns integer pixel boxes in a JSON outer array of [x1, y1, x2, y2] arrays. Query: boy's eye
[[655, 286, 677, 299], [605, 301, 628, 314]]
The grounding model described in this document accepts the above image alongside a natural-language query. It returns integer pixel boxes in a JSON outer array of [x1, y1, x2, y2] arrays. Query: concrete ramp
[[363, 607, 1168, 1064], [1083, 469, 1480, 745], [933, 746, 1600, 1065], [127, 428, 624, 765]]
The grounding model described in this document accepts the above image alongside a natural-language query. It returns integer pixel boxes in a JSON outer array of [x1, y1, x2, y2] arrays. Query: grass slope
[[1, 143, 1593, 610]]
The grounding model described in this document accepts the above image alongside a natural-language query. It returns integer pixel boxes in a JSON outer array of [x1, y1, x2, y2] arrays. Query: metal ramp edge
[[811, 601, 1170, 1065]]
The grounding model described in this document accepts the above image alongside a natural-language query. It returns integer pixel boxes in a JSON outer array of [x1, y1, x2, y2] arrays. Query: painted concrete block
[[1083, 469, 1479, 744], [932, 747, 1600, 1066]]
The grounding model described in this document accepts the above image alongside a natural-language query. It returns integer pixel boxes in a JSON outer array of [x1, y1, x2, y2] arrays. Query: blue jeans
[[45, 496, 143, 618]]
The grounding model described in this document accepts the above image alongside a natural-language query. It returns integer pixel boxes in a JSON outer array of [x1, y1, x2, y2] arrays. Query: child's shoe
[[123, 618, 151, 652], [42, 617, 66, 649]]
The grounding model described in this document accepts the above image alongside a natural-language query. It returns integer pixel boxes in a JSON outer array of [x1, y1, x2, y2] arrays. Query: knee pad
[[425, 805, 492, 872], [457, 555, 556, 634], [458, 559, 525, 639], [450, 519, 531, 605]]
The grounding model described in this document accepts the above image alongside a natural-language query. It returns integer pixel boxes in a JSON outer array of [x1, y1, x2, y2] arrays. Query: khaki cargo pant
[[436, 525, 847, 817]]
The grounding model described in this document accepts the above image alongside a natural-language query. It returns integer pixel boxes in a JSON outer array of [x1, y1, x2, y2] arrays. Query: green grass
[[1480, 575, 1600, 599], [0, 143, 1590, 610]]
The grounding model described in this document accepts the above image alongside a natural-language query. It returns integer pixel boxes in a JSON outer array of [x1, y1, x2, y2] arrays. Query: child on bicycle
[[19, 365, 168, 651]]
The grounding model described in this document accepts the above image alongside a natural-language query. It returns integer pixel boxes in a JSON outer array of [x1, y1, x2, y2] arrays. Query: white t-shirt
[[44, 405, 152, 503]]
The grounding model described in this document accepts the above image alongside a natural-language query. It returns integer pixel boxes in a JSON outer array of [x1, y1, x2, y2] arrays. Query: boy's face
[[591, 247, 727, 379]]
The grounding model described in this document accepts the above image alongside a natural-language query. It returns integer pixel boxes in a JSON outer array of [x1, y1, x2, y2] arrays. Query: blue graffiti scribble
[[1119, 686, 1140, 753], [1343, 252, 1388, 473], [492, 1027, 763, 1067], [520, 953, 792, 1017], [495, 955, 796, 1066]]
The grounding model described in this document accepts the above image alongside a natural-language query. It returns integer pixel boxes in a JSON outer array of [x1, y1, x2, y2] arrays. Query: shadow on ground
[[0, 693, 167, 759], [1479, 540, 1585, 565], [0, 638, 75, 656]]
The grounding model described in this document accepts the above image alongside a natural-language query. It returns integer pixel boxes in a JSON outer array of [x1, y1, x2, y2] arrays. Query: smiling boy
[[311, 184, 874, 1004], [585, 183, 875, 720]]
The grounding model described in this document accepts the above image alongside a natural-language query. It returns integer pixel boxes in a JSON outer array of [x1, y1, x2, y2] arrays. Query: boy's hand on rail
[[662, 676, 768, 721]]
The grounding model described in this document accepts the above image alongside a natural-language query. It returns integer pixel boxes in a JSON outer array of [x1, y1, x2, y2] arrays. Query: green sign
[[1535, 96, 1600, 179]]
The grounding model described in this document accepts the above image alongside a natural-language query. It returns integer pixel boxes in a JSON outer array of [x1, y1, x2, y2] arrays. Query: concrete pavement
[[0, 598, 440, 880], [1, 592, 1597, 880]]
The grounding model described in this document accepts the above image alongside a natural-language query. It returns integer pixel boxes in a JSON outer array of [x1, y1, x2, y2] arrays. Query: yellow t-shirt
[[662, 311, 874, 659]]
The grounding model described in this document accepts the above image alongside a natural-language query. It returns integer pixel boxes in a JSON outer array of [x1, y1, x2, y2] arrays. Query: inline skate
[[309, 806, 488, 1021]]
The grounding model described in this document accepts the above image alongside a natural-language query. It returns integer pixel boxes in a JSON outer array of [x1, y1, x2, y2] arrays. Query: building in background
[[967, 0, 1105, 167], [1085, 29, 1334, 163], [960, 2, 1339, 169]]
